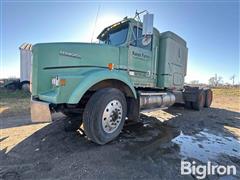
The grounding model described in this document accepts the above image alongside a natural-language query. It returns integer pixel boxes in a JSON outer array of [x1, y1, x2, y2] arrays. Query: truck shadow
[[0, 106, 239, 179]]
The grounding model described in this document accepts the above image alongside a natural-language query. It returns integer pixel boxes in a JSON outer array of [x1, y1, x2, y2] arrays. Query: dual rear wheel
[[185, 89, 213, 110]]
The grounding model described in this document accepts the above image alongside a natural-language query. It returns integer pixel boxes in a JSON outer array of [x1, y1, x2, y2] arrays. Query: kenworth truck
[[31, 12, 212, 145]]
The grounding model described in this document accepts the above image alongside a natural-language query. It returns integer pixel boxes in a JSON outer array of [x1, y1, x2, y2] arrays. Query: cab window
[[101, 23, 129, 46], [131, 26, 152, 51]]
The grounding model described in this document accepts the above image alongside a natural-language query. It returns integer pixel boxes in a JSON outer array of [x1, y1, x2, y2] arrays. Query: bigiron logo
[[181, 160, 237, 179]]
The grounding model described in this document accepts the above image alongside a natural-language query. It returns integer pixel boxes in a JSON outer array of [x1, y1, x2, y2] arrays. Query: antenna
[[91, 4, 101, 43]]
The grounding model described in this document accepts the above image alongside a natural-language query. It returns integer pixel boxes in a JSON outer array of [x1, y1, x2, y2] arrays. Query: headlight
[[52, 76, 66, 86]]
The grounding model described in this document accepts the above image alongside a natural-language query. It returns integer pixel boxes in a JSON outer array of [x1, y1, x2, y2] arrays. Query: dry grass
[[212, 88, 240, 97], [0, 88, 31, 117], [211, 88, 240, 112]]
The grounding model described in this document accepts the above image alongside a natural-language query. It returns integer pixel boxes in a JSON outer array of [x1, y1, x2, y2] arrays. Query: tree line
[[189, 74, 239, 87]]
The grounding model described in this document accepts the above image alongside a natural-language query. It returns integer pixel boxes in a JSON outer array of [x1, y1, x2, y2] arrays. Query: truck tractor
[[31, 12, 213, 145]]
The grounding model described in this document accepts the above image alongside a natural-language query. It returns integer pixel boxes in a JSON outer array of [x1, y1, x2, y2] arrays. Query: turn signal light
[[59, 79, 66, 86], [108, 63, 114, 70]]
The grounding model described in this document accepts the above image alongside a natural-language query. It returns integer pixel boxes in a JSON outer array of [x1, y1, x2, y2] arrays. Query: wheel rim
[[102, 100, 123, 133]]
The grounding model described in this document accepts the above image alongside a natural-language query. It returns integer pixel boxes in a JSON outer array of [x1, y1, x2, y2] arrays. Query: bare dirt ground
[[0, 88, 239, 179]]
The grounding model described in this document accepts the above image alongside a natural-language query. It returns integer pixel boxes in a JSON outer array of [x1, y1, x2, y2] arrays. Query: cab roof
[[97, 18, 160, 40]]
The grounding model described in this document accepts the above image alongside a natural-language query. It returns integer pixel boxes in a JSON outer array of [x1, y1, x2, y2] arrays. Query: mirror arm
[[134, 10, 149, 20]]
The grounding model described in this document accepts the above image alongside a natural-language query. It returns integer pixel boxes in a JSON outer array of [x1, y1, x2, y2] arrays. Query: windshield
[[102, 24, 129, 46]]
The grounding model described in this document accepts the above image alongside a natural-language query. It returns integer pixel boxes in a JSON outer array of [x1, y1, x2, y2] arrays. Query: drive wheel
[[204, 89, 213, 108], [192, 90, 205, 110], [184, 101, 192, 109], [83, 88, 127, 145]]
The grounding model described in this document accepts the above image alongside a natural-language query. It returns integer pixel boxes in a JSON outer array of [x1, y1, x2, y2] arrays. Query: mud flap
[[31, 99, 52, 123]]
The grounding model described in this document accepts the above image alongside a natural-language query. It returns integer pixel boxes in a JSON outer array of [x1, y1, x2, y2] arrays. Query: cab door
[[127, 26, 155, 87]]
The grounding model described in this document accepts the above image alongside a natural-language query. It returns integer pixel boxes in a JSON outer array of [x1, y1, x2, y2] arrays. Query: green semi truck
[[31, 12, 212, 144]]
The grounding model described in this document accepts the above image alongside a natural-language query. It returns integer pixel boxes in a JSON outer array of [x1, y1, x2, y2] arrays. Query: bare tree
[[230, 75, 236, 85], [208, 74, 223, 87], [208, 77, 215, 87]]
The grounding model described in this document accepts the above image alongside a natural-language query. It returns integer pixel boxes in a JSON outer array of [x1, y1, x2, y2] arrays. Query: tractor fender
[[67, 69, 136, 104]]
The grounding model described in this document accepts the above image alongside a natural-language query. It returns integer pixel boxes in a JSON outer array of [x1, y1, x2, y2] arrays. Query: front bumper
[[31, 98, 52, 123]]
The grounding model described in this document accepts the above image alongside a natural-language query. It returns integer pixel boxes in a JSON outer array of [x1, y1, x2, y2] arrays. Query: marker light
[[108, 63, 114, 70], [59, 79, 66, 86]]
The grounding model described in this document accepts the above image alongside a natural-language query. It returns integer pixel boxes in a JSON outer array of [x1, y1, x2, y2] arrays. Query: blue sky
[[0, 1, 239, 84]]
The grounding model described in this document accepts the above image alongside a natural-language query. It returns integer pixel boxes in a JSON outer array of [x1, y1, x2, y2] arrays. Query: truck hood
[[32, 42, 120, 96], [32, 42, 120, 69]]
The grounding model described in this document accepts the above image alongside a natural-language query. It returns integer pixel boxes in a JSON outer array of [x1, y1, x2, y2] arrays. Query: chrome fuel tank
[[139, 91, 175, 111]]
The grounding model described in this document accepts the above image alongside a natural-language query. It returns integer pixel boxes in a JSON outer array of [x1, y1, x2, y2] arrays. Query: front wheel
[[83, 88, 127, 145]]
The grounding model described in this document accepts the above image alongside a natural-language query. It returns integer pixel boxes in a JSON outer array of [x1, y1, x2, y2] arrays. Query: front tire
[[83, 88, 127, 145]]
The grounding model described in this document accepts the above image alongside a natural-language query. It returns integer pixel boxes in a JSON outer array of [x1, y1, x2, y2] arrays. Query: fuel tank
[[139, 91, 176, 111]]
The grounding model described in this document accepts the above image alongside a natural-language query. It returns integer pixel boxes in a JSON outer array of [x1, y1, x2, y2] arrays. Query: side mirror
[[142, 13, 154, 36]]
